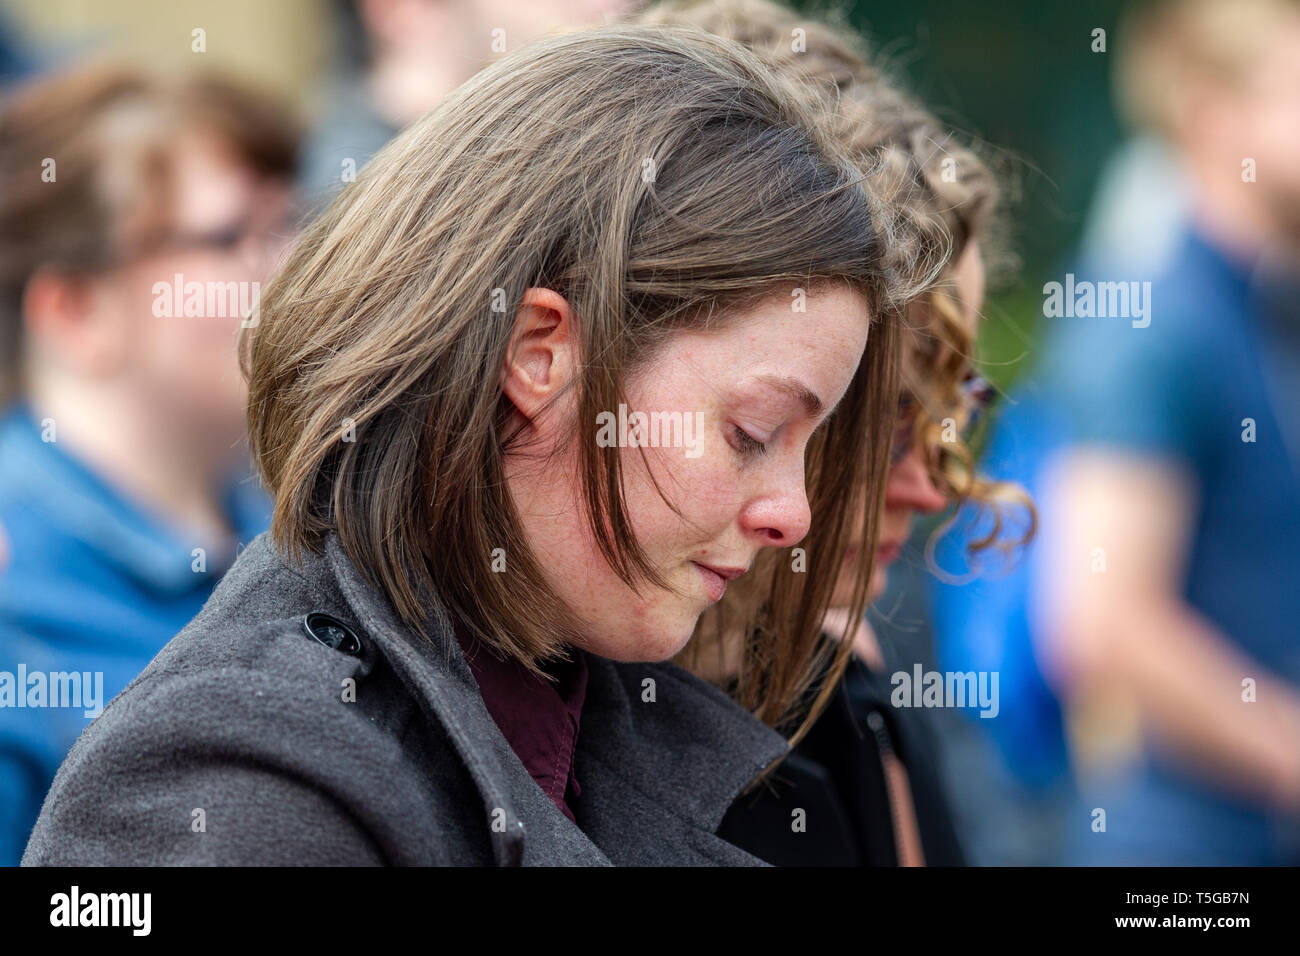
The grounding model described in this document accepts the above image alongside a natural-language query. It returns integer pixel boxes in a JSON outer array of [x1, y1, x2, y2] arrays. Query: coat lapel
[[323, 534, 550, 864], [575, 656, 791, 864]]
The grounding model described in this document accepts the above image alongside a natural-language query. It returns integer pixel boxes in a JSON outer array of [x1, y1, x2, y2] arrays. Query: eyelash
[[730, 424, 769, 457]]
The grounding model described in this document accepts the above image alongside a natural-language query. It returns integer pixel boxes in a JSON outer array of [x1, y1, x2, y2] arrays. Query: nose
[[738, 457, 813, 548], [884, 447, 948, 515]]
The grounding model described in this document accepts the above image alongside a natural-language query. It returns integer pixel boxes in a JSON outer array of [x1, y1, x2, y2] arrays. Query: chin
[[587, 609, 698, 664]]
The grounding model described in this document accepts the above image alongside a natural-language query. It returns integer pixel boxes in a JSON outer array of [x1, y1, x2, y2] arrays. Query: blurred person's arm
[[1035, 449, 1300, 814]]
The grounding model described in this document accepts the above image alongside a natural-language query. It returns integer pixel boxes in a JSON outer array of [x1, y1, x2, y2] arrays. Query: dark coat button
[[303, 612, 363, 656]]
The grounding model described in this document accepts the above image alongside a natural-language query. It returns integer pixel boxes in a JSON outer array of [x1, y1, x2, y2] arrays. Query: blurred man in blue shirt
[[938, 0, 1300, 865], [0, 65, 299, 863], [1039, 223, 1300, 863], [1035, 0, 1300, 865]]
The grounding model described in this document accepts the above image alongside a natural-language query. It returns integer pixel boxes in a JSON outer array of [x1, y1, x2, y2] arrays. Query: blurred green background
[[828, 0, 1131, 390]]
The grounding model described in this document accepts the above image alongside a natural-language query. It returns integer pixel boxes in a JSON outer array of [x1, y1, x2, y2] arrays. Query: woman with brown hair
[[23, 25, 926, 866], [641, 0, 1033, 865]]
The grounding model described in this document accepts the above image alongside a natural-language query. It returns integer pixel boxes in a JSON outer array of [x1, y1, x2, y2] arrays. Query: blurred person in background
[[942, 0, 1300, 865], [648, 0, 1032, 867], [301, 0, 637, 205], [1039, 0, 1300, 865], [0, 64, 300, 864]]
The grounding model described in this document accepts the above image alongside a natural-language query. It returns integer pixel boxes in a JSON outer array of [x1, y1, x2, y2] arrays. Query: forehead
[[636, 283, 871, 403], [167, 129, 259, 231], [727, 284, 870, 359]]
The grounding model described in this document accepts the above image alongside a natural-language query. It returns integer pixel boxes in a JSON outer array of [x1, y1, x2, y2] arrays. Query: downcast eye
[[729, 424, 769, 456]]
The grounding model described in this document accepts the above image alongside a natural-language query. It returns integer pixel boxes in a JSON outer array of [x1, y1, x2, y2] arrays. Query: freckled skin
[[507, 285, 871, 662]]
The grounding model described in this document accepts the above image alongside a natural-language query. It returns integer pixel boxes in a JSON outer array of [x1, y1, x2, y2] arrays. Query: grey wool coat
[[21, 531, 791, 865]]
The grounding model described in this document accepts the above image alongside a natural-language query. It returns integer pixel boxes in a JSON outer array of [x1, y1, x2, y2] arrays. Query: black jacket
[[717, 644, 966, 866]]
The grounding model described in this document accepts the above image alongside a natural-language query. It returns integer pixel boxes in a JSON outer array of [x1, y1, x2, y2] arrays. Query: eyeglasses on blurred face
[[889, 371, 995, 466]]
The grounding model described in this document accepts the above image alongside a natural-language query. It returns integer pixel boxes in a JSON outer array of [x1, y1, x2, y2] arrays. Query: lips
[[691, 562, 747, 602], [876, 540, 903, 564]]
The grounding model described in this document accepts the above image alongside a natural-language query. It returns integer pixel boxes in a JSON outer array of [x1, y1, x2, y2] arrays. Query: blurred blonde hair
[[1118, 0, 1300, 139]]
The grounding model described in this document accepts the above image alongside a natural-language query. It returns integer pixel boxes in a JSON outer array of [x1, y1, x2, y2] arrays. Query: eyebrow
[[753, 373, 825, 420]]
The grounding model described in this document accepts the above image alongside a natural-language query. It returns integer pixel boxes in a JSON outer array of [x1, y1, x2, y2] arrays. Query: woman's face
[[834, 241, 986, 608], [503, 283, 872, 662]]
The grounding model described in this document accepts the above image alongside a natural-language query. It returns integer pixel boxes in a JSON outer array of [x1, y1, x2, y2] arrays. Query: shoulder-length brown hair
[[241, 26, 922, 731]]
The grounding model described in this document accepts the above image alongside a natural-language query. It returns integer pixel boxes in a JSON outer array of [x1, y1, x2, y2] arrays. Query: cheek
[[618, 443, 738, 557], [128, 261, 246, 394], [618, 447, 712, 556], [138, 314, 243, 398], [879, 504, 912, 539], [868, 563, 890, 602], [1261, 114, 1300, 188], [616, 378, 744, 552]]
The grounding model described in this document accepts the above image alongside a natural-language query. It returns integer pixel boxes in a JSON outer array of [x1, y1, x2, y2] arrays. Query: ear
[[500, 287, 578, 423], [21, 268, 118, 375]]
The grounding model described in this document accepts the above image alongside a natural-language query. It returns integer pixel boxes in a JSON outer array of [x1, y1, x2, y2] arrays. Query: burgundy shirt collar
[[453, 619, 588, 824]]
